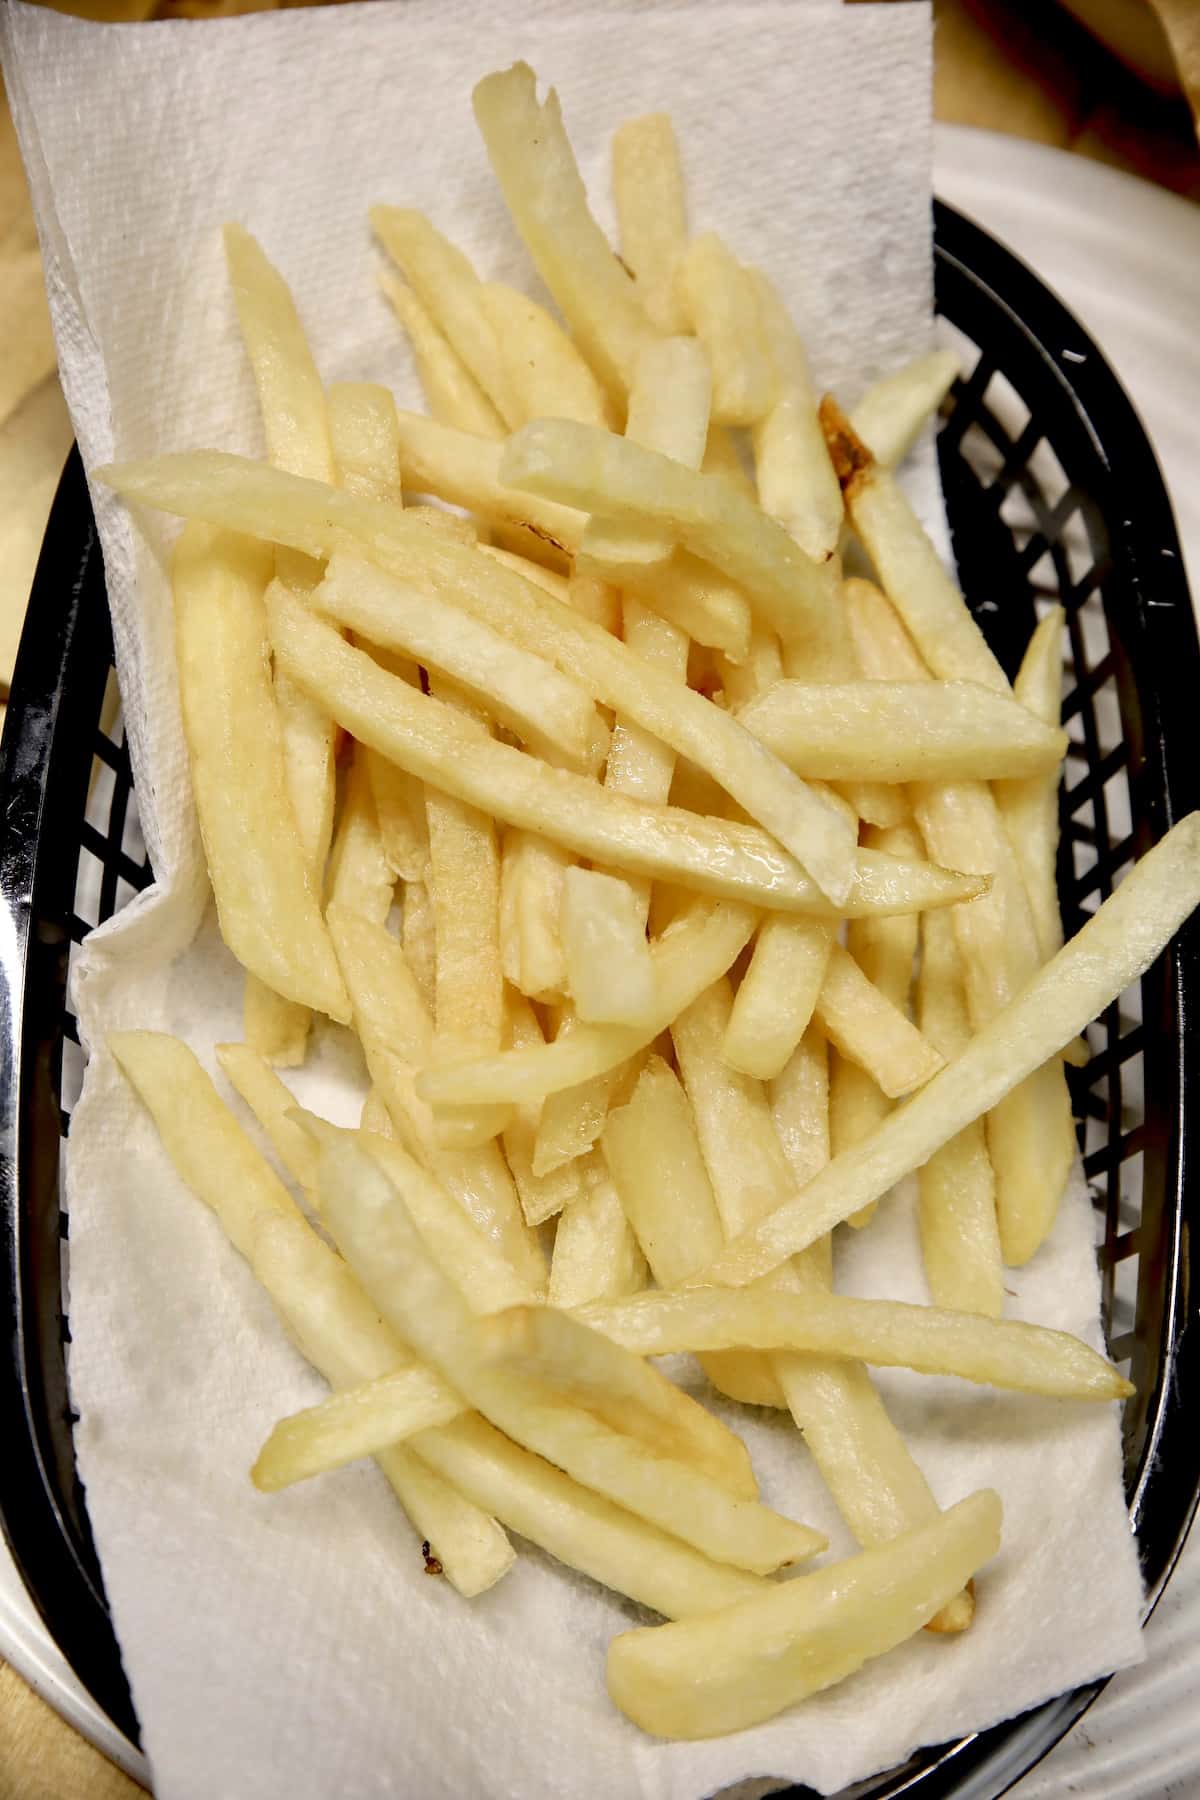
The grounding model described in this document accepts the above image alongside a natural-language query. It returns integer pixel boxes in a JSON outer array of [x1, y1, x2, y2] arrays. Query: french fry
[[500, 420, 849, 678], [326, 904, 545, 1293], [678, 233, 776, 426], [577, 1287, 1131, 1399], [365, 743, 429, 883], [253, 1360, 463, 1494], [500, 991, 586, 1227], [100, 452, 860, 902], [916, 909, 1004, 1316], [850, 349, 960, 469], [612, 112, 689, 334], [749, 269, 842, 559], [547, 1155, 649, 1308], [561, 868, 656, 1027], [814, 944, 944, 1099], [602, 1055, 726, 1286], [170, 524, 349, 1024], [326, 746, 395, 926], [478, 543, 571, 599], [996, 605, 1067, 961], [694, 811, 1200, 1286], [360, 1086, 394, 1138], [215, 1042, 319, 1202], [268, 590, 976, 920], [721, 917, 835, 1082], [615, 551, 752, 660], [392, 410, 583, 558], [318, 1133, 824, 1573], [480, 281, 612, 429], [822, 399, 1008, 692], [476, 1303, 756, 1498], [737, 679, 1067, 782], [401, 877, 437, 1013], [472, 63, 657, 402], [109, 1030, 513, 1597], [316, 552, 609, 773], [371, 207, 521, 426], [380, 273, 505, 438], [499, 829, 569, 1000], [531, 1052, 622, 1178], [604, 597, 689, 926], [834, 779, 909, 830], [769, 1025, 830, 1190], [845, 573, 931, 681], [579, 336, 712, 577], [829, 1052, 891, 1159], [606, 1491, 1002, 1740], [327, 380, 404, 502]]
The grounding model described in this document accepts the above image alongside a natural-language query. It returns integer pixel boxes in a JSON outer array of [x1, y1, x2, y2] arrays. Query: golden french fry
[[480, 281, 612, 428], [606, 1491, 1002, 1739], [612, 112, 689, 334], [476, 1303, 756, 1499], [371, 207, 521, 426], [916, 909, 1004, 1317], [171, 524, 349, 1023], [721, 918, 835, 1082], [401, 877, 437, 1013], [561, 868, 656, 1026], [472, 63, 657, 401], [547, 1155, 649, 1309], [678, 233, 776, 426], [695, 811, 1200, 1286], [327, 381, 404, 502], [109, 1030, 512, 1597], [737, 679, 1068, 782], [318, 1133, 823, 1573], [749, 269, 842, 559], [850, 349, 960, 469], [814, 944, 944, 1099]]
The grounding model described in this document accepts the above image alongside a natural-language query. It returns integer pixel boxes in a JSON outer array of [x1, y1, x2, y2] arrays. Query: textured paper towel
[[0, 2, 1145, 1796]]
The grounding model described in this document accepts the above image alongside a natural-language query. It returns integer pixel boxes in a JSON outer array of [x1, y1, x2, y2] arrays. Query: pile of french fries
[[96, 63, 1200, 1746]]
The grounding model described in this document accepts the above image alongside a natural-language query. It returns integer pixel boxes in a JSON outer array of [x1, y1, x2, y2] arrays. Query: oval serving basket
[[0, 201, 1197, 1797]]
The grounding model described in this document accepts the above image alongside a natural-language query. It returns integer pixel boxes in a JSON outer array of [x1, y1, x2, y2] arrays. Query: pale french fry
[[327, 380, 404, 502], [360, 1086, 394, 1138], [532, 1056, 620, 1178], [412, 1413, 768, 1618], [371, 207, 521, 426], [109, 1030, 512, 1597], [578, 1287, 1130, 1399], [401, 878, 437, 1014], [834, 779, 909, 829], [171, 524, 349, 1024], [678, 233, 775, 426], [499, 830, 569, 1000], [392, 410, 582, 558], [606, 1491, 1002, 1740], [547, 1156, 649, 1308], [829, 1052, 891, 1158], [916, 909, 1004, 1317], [501, 991, 586, 1227], [717, 622, 782, 710], [702, 422, 757, 497], [604, 597, 689, 928], [500, 420, 848, 678], [267, 590, 974, 920], [694, 811, 1200, 1286], [316, 552, 609, 773], [326, 747, 395, 926], [749, 269, 842, 559], [477, 1303, 756, 1499], [480, 281, 612, 428], [737, 679, 1067, 782], [215, 1042, 319, 1201], [566, 572, 622, 634], [814, 945, 944, 1099], [478, 543, 571, 599], [254, 1360, 463, 1494], [326, 904, 545, 1293], [615, 551, 752, 660], [579, 336, 712, 576], [847, 822, 922, 1007], [850, 349, 960, 469], [318, 1133, 823, 1573], [380, 273, 505, 438], [612, 112, 689, 334], [721, 917, 835, 1082], [424, 900, 752, 1107], [845, 573, 931, 681], [561, 868, 656, 1026], [404, 504, 478, 546], [100, 453, 860, 901], [822, 399, 1008, 692], [365, 743, 429, 883], [769, 1026, 830, 1189], [996, 605, 1067, 962], [472, 63, 657, 402]]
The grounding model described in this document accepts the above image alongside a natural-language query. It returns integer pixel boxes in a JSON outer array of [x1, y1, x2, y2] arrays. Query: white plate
[[2, 122, 1198, 1799]]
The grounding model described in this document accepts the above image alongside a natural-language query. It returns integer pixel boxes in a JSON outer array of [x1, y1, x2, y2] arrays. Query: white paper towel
[[0, 3, 1146, 1796]]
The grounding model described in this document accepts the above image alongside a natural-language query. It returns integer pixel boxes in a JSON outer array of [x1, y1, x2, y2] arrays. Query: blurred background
[[0, 3, 1198, 1796]]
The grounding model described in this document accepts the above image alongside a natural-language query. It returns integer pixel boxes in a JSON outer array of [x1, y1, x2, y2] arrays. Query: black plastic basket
[[0, 202, 1197, 1798]]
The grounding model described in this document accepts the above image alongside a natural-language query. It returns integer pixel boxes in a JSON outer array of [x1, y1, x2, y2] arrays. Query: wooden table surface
[[0, 2, 1196, 1795]]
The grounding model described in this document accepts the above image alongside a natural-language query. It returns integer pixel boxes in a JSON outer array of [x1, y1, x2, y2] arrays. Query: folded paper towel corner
[[0, 2, 1145, 1796]]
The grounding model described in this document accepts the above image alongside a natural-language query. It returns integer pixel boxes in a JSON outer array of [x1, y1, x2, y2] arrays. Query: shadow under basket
[[1, 201, 1197, 1798]]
